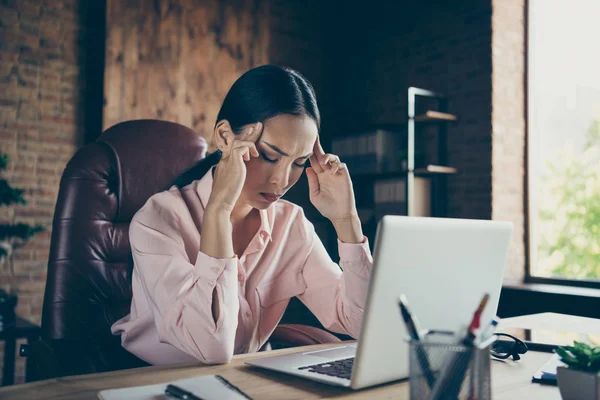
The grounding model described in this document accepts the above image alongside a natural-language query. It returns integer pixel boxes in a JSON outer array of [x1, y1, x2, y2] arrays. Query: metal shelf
[[406, 87, 456, 217]]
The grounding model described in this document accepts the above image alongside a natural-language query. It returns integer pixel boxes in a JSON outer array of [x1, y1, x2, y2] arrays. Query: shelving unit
[[406, 86, 457, 217], [331, 87, 457, 247]]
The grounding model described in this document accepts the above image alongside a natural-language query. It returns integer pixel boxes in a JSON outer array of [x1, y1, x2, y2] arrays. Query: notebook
[[97, 375, 252, 400], [532, 353, 565, 386]]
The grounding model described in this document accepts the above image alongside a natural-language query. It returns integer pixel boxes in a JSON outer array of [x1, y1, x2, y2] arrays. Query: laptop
[[245, 215, 513, 389]]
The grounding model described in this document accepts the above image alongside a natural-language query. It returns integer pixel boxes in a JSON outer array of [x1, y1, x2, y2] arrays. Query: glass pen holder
[[409, 331, 497, 400]]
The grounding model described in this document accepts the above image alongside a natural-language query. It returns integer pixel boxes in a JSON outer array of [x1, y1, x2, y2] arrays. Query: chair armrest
[[21, 339, 100, 382], [21, 339, 148, 382], [269, 324, 342, 349]]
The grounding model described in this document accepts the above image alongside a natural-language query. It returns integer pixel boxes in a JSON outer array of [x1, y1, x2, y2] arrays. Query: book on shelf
[[331, 129, 401, 174], [374, 179, 406, 203], [356, 177, 431, 224], [374, 178, 431, 219]]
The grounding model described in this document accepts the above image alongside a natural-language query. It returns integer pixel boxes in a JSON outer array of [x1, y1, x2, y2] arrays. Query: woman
[[111, 65, 373, 365]]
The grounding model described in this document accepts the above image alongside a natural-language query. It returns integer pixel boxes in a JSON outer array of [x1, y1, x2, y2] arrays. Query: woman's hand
[[306, 137, 363, 243], [206, 123, 262, 214], [201, 123, 262, 260]]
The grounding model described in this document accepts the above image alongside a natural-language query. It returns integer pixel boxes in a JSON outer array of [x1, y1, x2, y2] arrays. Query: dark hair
[[171, 149, 222, 189], [173, 65, 319, 188], [216, 64, 320, 133]]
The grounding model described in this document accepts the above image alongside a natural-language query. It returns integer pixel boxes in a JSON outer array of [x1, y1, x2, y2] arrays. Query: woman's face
[[239, 114, 318, 210]]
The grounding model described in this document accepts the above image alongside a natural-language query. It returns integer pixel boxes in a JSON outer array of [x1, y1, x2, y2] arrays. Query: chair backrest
[[41, 120, 211, 371]]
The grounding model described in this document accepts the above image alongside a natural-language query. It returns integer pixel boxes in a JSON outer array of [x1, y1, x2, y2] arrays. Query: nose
[[269, 163, 290, 190]]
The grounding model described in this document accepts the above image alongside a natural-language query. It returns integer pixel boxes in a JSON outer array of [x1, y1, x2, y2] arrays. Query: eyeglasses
[[490, 333, 529, 361]]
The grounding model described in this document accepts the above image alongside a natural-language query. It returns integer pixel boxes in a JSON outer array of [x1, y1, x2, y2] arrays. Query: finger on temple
[[242, 122, 263, 143], [236, 139, 259, 157], [305, 167, 320, 196], [309, 154, 324, 173], [313, 135, 326, 161], [251, 122, 264, 142]]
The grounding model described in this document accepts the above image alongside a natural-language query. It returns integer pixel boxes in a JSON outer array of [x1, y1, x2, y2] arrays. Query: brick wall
[[334, 0, 495, 221], [491, 0, 526, 282], [0, 0, 87, 385]]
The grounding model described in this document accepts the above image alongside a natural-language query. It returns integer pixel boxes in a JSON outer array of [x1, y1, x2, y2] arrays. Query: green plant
[[0, 153, 45, 259], [536, 114, 600, 279], [556, 341, 600, 373]]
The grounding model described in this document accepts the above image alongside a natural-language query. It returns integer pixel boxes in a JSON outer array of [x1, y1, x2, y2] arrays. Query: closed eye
[[261, 153, 277, 163], [261, 152, 308, 168]]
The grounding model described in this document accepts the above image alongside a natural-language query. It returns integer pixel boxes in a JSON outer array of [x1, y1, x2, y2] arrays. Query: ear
[[213, 120, 236, 155]]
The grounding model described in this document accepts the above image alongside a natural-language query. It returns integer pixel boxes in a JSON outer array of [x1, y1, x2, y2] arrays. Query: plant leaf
[[0, 223, 45, 241], [569, 344, 591, 365], [0, 179, 26, 206], [574, 341, 593, 356], [556, 347, 580, 367], [0, 154, 8, 170], [590, 354, 600, 372]]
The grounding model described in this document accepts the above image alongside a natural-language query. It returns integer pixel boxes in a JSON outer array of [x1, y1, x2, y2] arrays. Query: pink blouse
[[111, 167, 373, 365]]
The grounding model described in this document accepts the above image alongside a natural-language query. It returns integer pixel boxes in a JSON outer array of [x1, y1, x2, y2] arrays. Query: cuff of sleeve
[[193, 250, 237, 282], [337, 236, 373, 276]]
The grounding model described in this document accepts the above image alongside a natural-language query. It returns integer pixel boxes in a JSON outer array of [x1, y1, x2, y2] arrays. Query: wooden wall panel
[[103, 0, 270, 137]]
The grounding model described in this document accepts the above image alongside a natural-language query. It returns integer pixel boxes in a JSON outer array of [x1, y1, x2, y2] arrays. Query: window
[[527, 0, 600, 285]]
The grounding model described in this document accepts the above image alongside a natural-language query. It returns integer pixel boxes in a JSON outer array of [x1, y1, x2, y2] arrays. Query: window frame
[[524, 0, 600, 290]]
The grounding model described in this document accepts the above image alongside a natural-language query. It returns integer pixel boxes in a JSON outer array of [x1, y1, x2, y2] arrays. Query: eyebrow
[[261, 141, 313, 159]]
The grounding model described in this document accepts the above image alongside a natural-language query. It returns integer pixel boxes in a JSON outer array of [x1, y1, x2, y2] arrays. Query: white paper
[[98, 375, 249, 400]]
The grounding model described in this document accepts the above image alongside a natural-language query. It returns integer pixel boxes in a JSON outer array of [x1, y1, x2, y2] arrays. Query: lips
[[261, 193, 281, 202]]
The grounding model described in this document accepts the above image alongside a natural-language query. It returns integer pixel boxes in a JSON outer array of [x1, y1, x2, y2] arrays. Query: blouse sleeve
[[297, 217, 373, 339], [128, 194, 239, 364]]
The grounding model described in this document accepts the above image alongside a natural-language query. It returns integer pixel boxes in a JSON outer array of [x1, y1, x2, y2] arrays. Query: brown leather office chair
[[24, 119, 339, 382]]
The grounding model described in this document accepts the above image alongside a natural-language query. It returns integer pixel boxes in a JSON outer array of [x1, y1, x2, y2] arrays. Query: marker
[[479, 316, 500, 343], [465, 294, 490, 345], [398, 294, 435, 389]]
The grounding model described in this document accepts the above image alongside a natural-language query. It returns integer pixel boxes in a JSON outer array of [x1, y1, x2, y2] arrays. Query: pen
[[467, 315, 497, 400], [431, 293, 491, 400], [398, 294, 436, 389], [479, 316, 500, 343], [398, 294, 424, 340], [465, 293, 490, 344], [165, 384, 204, 400]]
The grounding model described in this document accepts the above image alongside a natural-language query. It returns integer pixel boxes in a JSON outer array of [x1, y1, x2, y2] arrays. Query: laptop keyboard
[[298, 357, 355, 380]]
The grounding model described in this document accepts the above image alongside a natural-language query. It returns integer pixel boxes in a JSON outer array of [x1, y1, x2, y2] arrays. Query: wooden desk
[[2, 313, 596, 399]]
